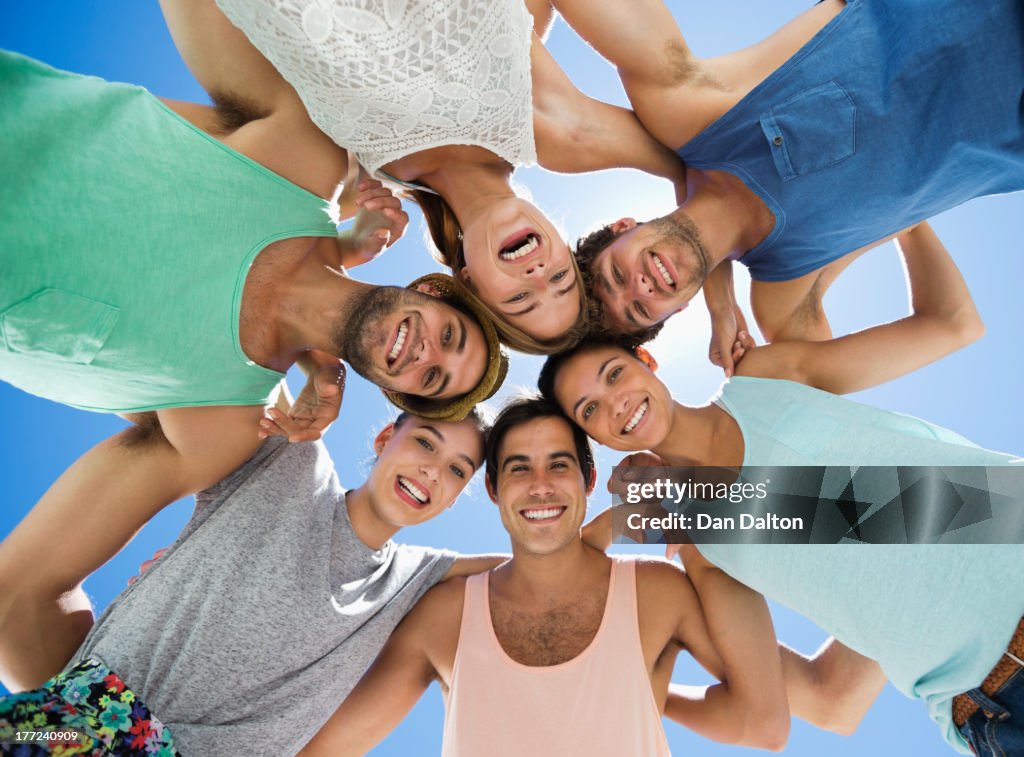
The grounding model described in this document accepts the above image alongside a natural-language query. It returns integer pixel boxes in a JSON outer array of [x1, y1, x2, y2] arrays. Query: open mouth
[[649, 252, 677, 292], [395, 475, 431, 508], [499, 230, 541, 262], [386, 318, 410, 367], [519, 506, 567, 523], [622, 398, 649, 435]]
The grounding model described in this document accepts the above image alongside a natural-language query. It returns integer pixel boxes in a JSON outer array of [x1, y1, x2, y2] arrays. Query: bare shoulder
[[406, 574, 468, 633], [633, 556, 700, 608]]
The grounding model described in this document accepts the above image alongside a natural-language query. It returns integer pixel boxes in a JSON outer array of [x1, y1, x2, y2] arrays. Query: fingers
[[665, 543, 682, 561]]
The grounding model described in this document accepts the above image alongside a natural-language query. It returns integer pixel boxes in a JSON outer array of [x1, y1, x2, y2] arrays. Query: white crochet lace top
[[216, 0, 538, 175]]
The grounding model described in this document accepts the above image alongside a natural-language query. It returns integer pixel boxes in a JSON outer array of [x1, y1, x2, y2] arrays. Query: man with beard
[[0, 2, 505, 693], [553, 0, 1023, 370]]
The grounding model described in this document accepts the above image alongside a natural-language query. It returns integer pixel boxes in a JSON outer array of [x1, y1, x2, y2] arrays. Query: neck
[[651, 400, 721, 467], [496, 538, 604, 602], [344, 485, 400, 551], [270, 239, 374, 367], [412, 151, 517, 230], [675, 169, 776, 265]]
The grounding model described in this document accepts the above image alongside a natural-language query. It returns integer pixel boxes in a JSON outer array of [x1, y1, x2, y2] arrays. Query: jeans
[[958, 665, 1024, 757]]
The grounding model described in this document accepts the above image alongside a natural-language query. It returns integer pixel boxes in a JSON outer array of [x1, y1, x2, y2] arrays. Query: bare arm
[[299, 580, 462, 756], [780, 639, 886, 735], [531, 36, 686, 183], [0, 404, 266, 689], [737, 223, 984, 394], [666, 545, 790, 750], [158, 0, 346, 198]]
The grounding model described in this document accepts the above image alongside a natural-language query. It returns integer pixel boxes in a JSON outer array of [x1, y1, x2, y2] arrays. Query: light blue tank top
[[677, 0, 1024, 282], [699, 377, 1024, 753]]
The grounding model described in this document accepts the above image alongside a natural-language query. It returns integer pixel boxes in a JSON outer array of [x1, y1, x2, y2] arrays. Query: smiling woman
[[213, 0, 687, 353]]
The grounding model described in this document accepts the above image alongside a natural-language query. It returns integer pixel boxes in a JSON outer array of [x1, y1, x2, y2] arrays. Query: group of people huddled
[[2, 0, 1023, 755]]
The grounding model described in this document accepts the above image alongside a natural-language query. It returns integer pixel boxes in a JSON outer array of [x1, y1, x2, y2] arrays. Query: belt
[[952, 617, 1024, 728]]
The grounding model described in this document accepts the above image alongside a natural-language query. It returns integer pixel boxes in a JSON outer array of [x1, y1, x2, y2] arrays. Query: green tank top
[[0, 51, 337, 413]]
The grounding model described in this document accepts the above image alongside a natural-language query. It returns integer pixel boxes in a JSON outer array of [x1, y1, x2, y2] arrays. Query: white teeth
[[623, 399, 648, 434], [398, 476, 428, 504], [523, 507, 563, 520], [652, 254, 675, 287], [499, 234, 539, 260], [388, 321, 408, 362]]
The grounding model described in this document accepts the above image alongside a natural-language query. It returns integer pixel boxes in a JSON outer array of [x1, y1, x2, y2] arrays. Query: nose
[[528, 469, 555, 499], [633, 269, 654, 296], [523, 259, 546, 277], [611, 391, 629, 420], [419, 461, 440, 485], [413, 336, 436, 365]]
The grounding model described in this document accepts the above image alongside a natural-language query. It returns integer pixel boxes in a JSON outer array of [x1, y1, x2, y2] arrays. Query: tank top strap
[[596, 558, 643, 654], [456, 573, 494, 651]]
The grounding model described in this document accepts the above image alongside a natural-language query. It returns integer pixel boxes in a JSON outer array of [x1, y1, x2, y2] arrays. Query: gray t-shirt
[[71, 438, 455, 756]]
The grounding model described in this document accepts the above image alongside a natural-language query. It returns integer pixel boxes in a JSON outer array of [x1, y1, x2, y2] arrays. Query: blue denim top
[[699, 377, 1024, 753], [677, 0, 1024, 282]]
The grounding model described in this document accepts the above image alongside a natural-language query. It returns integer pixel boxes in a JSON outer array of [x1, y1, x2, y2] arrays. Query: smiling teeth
[[500, 235, 539, 260], [623, 399, 648, 434], [388, 321, 408, 363], [523, 507, 563, 520], [398, 476, 428, 504], [652, 254, 675, 287]]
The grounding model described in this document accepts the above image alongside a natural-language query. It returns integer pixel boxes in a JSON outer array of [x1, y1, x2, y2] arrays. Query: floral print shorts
[[0, 659, 177, 756]]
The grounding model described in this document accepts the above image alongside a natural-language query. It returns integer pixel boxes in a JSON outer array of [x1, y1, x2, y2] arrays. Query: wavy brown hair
[[411, 189, 590, 355]]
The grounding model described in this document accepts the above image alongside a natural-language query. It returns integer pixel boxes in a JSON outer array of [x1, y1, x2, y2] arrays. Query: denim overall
[[677, 0, 1024, 282]]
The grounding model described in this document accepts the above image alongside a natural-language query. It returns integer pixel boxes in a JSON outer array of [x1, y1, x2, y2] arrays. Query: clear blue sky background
[[1, 2, 1020, 755]]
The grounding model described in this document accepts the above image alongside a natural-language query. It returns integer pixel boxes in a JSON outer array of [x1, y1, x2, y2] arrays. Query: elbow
[[954, 308, 985, 347], [737, 705, 791, 751]]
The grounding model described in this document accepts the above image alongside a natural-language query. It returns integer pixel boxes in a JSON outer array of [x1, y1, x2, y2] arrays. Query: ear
[[485, 475, 499, 505], [585, 465, 597, 496], [373, 422, 396, 456], [634, 346, 659, 372], [609, 217, 638, 234], [415, 282, 442, 297], [457, 266, 471, 283]]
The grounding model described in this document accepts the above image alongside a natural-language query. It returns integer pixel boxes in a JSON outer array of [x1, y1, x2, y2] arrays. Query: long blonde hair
[[411, 189, 589, 355]]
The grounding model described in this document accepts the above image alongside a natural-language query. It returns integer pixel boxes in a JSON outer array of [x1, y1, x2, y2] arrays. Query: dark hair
[[484, 395, 594, 491], [537, 336, 637, 414], [574, 225, 665, 346], [412, 189, 591, 355]]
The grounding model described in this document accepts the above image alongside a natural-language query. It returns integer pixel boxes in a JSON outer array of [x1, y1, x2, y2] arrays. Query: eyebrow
[[500, 453, 530, 472], [571, 356, 616, 418], [456, 318, 467, 353], [422, 425, 444, 441], [458, 453, 478, 469], [429, 372, 451, 398], [508, 302, 539, 317]]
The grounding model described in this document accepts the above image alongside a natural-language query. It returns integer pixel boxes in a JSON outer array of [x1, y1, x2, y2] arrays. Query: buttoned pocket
[[759, 81, 857, 181], [1, 288, 120, 365]]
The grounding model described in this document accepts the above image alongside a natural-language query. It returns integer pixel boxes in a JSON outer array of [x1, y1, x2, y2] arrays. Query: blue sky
[[1, 2, 1021, 755]]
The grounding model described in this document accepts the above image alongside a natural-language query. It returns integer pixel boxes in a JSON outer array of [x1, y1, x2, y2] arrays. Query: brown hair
[[573, 224, 665, 346], [411, 189, 590, 355]]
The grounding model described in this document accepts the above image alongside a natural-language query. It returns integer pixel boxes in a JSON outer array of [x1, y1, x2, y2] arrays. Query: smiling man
[[298, 396, 792, 756], [552, 0, 1024, 364], [0, 1, 506, 700]]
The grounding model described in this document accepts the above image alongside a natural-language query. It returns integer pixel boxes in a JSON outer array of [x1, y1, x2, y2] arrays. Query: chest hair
[[489, 588, 609, 667]]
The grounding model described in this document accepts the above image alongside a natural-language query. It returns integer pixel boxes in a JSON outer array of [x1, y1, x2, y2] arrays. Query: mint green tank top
[[701, 377, 1024, 754], [0, 52, 337, 413]]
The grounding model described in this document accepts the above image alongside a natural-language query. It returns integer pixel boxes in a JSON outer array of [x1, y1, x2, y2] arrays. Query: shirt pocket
[[759, 80, 857, 181], [1, 288, 120, 365]]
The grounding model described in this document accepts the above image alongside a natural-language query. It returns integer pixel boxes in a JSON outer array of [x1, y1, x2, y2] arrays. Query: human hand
[[127, 548, 168, 586], [339, 178, 410, 268], [260, 360, 346, 443], [709, 305, 755, 377], [606, 451, 666, 501]]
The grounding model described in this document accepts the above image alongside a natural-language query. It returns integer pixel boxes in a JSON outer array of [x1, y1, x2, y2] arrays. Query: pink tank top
[[442, 558, 672, 756]]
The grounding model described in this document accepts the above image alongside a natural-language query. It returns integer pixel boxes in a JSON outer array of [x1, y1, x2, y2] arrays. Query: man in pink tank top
[[300, 397, 809, 755]]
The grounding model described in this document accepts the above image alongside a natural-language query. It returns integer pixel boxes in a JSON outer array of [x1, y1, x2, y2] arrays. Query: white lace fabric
[[216, 0, 538, 175]]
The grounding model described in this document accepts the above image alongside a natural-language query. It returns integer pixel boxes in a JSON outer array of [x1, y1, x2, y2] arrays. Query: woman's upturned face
[[459, 197, 581, 341], [553, 346, 674, 452], [368, 416, 485, 528]]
